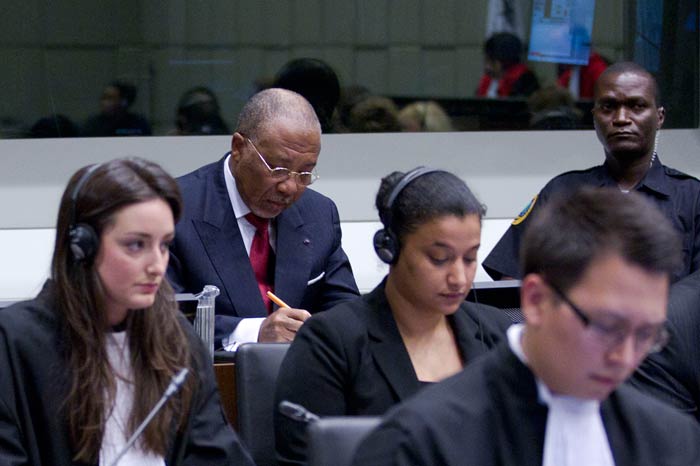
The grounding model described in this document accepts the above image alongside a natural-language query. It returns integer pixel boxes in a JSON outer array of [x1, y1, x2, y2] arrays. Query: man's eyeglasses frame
[[546, 280, 669, 354], [246, 137, 318, 186]]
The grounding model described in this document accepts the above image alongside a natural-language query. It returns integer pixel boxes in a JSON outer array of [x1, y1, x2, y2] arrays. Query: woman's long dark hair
[[51, 158, 194, 462]]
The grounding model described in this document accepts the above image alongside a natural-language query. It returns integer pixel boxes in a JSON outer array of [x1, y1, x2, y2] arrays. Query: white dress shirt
[[100, 331, 165, 466], [486, 78, 500, 98], [222, 155, 273, 349], [567, 65, 582, 100]]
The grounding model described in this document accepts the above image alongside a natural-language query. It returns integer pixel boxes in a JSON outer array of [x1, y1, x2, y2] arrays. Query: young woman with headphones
[[274, 167, 512, 466], [0, 158, 253, 465]]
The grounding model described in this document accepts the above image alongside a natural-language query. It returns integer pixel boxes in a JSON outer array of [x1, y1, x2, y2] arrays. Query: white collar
[[507, 324, 601, 406], [507, 324, 615, 466], [223, 153, 251, 220]]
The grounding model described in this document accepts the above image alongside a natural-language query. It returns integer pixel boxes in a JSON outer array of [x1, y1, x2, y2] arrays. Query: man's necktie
[[245, 213, 273, 312]]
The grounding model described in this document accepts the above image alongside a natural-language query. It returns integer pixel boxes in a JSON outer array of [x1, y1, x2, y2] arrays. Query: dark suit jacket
[[274, 280, 512, 466], [167, 157, 360, 344], [352, 343, 700, 466], [0, 281, 254, 466], [629, 269, 700, 420]]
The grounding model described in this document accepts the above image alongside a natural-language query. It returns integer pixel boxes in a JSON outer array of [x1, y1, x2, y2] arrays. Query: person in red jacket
[[557, 51, 609, 100], [476, 32, 540, 98]]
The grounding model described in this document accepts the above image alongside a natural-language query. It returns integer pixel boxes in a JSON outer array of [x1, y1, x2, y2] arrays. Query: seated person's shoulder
[[172, 161, 223, 220], [663, 165, 700, 200], [543, 165, 602, 192], [0, 301, 53, 336], [615, 383, 700, 437], [297, 295, 370, 342], [177, 159, 220, 187], [295, 187, 338, 211], [664, 165, 700, 184], [0, 287, 57, 333], [0, 294, 62, 358], [501, 167, 602, 224], [669, 269, 700, 309], [460, 301, 512, 338], [655, 165, 700, 216]]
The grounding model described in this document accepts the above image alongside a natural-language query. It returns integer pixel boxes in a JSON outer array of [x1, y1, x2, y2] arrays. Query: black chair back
[[307, 417, 382, 466], [235, 342, 290, 466]]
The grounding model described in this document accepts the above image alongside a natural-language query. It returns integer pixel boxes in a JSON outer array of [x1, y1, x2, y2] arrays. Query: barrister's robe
[[0, 281, 254, 466], [352, 343, 700, 466]]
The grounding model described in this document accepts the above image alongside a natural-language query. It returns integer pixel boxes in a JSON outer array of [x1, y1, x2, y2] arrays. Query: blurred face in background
[[100, 85, 124, 115], [484, 57, 503, 79]]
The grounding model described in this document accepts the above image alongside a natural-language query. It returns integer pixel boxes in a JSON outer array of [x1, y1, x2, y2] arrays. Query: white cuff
[[222, 318, 266, 351]]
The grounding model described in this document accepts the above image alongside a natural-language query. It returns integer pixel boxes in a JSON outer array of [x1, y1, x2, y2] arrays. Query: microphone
[[108, 368, 189, 466], [278, 400, 320, 423]]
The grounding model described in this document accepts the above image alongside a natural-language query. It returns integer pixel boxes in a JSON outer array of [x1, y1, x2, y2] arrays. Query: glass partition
[[1, 0, 696, 138]]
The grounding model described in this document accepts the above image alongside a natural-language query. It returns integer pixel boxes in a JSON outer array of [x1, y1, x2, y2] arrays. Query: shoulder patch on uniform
[[512, 195, 538, 225]]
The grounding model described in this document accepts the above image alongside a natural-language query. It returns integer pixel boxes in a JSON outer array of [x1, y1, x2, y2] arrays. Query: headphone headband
[[69, 163, 102, 225], [374, 167, 440, 264], [383, 166, 439, 226], [68, 163, 102, 263]]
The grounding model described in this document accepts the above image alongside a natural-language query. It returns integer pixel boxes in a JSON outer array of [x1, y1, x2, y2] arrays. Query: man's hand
[[257, 307, 311, 342]]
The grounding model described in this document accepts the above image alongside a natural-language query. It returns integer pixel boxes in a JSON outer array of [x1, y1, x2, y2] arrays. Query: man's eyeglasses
[[246, 138, 319, 186], [547, 281, 669, 354]]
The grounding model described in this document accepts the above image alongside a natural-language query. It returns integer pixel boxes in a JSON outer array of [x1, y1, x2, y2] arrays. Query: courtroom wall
[[2, 128, 699, 229]]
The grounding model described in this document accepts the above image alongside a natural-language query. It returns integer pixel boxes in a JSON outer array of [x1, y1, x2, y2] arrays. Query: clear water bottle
[[194, 285, 219, 360]]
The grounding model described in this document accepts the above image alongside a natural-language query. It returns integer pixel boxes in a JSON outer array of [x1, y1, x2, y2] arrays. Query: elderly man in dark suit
[[168, 88, 359, 348]]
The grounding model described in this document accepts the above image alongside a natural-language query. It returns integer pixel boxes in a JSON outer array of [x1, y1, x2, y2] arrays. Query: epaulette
[[664, 165, 700, 182]]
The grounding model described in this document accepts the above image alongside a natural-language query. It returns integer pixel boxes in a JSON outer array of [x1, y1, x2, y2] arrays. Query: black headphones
[[373, 167, 439, 264], [68, 163, 102, 263]]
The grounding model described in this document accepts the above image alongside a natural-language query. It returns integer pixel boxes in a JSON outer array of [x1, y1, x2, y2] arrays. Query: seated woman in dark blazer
[[0, 158, 253, 466], [274, 167, 512, 465]]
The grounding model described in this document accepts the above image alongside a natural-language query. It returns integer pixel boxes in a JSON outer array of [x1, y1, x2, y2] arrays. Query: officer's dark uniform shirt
[[483, 155, 700, 283]]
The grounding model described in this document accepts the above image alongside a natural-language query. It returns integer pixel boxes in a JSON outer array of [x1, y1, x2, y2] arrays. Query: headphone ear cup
[[373, 228, 398, 265], [69, 223, 99, 262]]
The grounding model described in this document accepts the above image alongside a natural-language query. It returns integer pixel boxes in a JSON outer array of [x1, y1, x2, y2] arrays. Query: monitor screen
[[527, 0, 596, 65]]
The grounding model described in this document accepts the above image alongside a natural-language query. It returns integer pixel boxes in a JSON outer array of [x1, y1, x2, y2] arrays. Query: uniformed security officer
[[483, 61, 700, 283]]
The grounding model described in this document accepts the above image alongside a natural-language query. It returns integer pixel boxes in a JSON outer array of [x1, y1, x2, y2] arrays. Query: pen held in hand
[[267, 291, 290, 309]]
